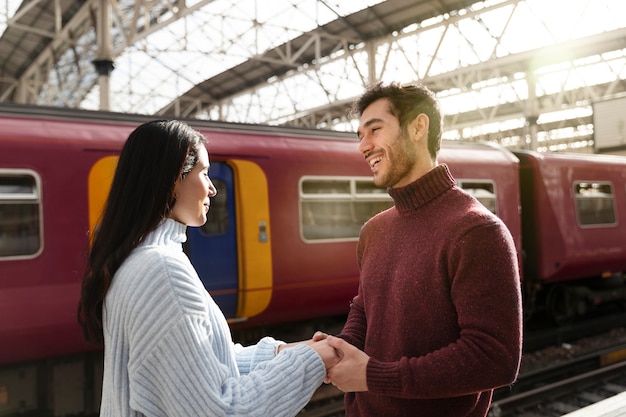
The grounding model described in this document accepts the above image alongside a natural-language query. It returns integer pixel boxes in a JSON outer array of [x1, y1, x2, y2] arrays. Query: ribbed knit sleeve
[[100, 219, 325, 417], [233, 336, 280, 375], [129, 316, 324, 417]]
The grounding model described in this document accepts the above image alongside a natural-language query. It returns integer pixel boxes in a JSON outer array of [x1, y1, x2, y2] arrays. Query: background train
[[1, 104, 626, 416]]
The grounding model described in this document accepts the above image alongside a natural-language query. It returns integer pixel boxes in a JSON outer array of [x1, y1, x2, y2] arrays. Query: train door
[[185, 161, 239, 318], [89, 157, 272, 322]]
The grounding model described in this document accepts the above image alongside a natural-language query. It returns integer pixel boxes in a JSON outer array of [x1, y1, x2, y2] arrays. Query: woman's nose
[[208, 180, 218, 197]]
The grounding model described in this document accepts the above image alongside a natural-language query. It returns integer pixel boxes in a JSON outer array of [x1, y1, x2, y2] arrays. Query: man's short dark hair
[[352, 81, 443, 159]]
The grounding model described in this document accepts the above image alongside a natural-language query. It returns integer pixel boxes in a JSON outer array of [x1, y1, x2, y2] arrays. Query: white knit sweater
[[100, 219, 325, 416]]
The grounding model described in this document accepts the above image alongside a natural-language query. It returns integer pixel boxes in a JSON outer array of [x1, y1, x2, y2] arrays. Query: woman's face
[[169, 146, 217, 227]]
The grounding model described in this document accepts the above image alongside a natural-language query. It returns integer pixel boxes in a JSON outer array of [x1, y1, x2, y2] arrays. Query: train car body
[[515, 150, 626, 321], [1, 113, 133, 367], [0, 105, 523, 370]]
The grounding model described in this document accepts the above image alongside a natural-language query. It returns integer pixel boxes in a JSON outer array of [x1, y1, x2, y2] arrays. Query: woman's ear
[[172, 179, 180, 200]]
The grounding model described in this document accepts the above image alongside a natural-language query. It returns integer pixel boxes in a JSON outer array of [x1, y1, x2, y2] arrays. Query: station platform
[[562, 391, 626, 416]]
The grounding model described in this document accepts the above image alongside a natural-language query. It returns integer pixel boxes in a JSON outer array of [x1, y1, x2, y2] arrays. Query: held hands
[[308, 338, 341, 370], [277, 332, 369, 392], [311, 332, 369, 392], [276, 335, 340, 369]]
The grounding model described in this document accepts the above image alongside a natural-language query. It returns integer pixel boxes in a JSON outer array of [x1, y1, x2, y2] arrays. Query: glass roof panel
[[0, 0, 21, 34], [81, 0, 385, 114]]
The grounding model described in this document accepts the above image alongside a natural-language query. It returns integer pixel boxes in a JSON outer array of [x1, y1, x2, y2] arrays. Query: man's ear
[[411, 113, 430, 142]]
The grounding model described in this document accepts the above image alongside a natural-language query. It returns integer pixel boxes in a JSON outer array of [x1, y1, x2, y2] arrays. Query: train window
[[574, 181, 616, 226], [300, 177, 393, 241], [0, 171, 41, 258], [457, 180, 497, 214], [201, 179, 228, 234]]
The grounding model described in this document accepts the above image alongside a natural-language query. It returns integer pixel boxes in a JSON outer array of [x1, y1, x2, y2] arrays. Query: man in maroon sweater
[[323, 82, 522, 416]]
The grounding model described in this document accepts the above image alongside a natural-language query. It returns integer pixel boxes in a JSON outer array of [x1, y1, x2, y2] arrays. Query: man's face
[[357, 98, 417, 188]]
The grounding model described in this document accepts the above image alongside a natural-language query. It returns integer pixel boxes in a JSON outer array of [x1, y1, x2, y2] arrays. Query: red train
[[0, 104, 625, 413]]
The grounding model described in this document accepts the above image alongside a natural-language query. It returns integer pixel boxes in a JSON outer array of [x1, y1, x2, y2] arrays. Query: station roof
[[156, 0, 477, 115], [0, 0, 476, 108], [2, 0, 626, 154]]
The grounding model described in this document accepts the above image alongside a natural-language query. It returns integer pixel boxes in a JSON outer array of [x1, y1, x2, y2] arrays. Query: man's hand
[[325, 336, 369, 392], [309, 339, 341, 370]]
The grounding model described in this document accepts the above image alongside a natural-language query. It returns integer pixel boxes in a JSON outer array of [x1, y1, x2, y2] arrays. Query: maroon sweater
[[340, 164, 522, 417]]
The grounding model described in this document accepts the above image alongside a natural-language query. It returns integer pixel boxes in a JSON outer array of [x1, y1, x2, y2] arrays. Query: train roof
[[0, 102, 357, 143], [513, 148, 626, 167], [440, 140, 519, 166]]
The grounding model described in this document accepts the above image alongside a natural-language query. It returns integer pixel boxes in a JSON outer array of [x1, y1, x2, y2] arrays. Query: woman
[[77, 120, 336, 417]]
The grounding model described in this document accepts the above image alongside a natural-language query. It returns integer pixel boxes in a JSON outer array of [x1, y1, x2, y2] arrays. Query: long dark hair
[[77, 120, 206, 345]]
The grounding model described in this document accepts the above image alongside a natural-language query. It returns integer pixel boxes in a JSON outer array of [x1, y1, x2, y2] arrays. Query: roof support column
[[93, 0, 114, 111], [525, 71, 539, 151], [367, 41, 377, 85]]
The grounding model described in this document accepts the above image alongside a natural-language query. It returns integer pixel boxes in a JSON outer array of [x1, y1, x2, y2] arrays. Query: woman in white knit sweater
[[77, 120, 337, 417]]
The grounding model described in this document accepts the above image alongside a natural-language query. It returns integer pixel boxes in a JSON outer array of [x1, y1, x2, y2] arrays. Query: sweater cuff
[[256, 336, 282, 362], [366, 358, 402, 394]]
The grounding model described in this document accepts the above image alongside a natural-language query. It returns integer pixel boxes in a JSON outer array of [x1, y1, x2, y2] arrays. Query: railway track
[[523, 311, 626, 352], [490, 360, 626, 416], [490, 338, 626, 416], [301, 363, 626, 417]]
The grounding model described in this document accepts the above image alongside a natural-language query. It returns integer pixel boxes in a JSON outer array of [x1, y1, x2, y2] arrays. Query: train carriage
[[516, 150, 626, 321], [0, 104, 524, 367]]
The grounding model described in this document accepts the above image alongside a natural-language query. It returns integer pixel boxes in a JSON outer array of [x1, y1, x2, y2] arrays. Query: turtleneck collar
[[388, 164, 456, 215], [141, 218, 188, 248]]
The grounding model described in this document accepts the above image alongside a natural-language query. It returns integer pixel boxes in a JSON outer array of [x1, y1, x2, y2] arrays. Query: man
[[324, 82, 522, 417]]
